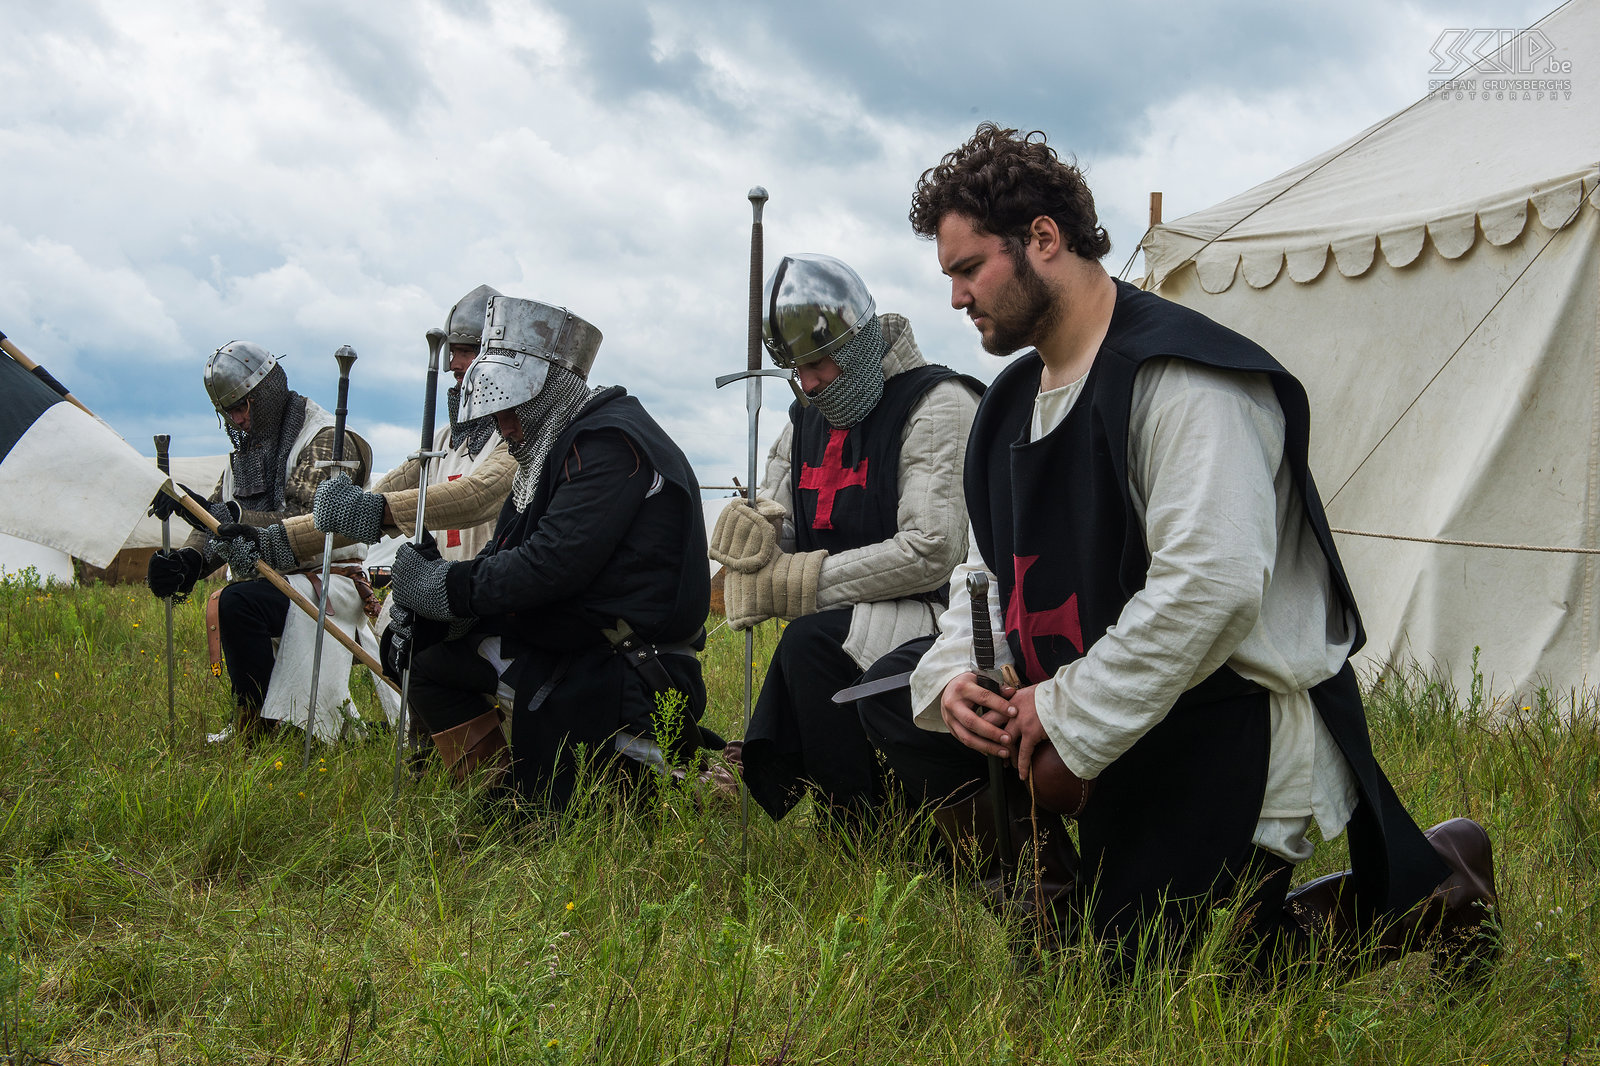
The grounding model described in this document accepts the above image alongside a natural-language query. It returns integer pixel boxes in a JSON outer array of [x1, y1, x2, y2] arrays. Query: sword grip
[[420, 328, 445, 451], [154, 435, 172, 552], [968, 571, 996, 673], [747, 186, 768, 375], [331, 345, 358, 465]]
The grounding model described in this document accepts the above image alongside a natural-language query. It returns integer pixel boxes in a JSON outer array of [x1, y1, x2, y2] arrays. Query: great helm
[[204, 340, 278, 411], [457, 297, 603, 421], [445, 283, 503, 348], [762, 253, 877, 369]]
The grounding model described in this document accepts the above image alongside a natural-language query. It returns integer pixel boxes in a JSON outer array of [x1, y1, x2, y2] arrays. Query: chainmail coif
[[505, 361, 599, 513], [446, 385, 497, 457], [223, 364, 307, 512], [806, 313, 888, 429]]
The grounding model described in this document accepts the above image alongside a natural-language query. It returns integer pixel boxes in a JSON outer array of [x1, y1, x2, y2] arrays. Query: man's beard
[[975, 252, 1060, 356]]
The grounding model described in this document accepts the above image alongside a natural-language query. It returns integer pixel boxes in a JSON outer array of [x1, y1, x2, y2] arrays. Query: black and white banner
[[0, 353, 167, 569]]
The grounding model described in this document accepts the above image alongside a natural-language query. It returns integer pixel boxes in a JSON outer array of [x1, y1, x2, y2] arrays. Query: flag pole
[[0, 332, 94, 416]]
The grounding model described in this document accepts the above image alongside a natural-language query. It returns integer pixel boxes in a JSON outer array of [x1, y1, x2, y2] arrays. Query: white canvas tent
[[0, 532, 74, 585], [1141, 0, 1600, 698]]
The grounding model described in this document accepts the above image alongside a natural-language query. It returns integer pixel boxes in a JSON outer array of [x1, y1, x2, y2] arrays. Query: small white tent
[[1142, 1, 1600, 698]]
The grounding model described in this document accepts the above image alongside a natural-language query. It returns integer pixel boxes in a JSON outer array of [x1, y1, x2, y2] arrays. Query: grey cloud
[[269, 0, 439, 126]]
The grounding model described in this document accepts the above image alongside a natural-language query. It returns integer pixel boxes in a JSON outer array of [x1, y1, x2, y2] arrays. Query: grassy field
[[0, 569, 1595, 1064]]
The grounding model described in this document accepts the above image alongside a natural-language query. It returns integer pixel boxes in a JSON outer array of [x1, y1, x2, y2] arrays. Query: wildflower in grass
[[318, 766, 327, 773], [547, 1039, 560, 1048], [298, 791, 305, 798], [132, 622, 140, 628], [274, 760, 283, 769], [565, 901, 575, 911], [53, 672, 59, 680]]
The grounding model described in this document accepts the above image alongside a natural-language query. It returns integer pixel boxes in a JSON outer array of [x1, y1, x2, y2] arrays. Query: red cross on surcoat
[[1004, 554, 1084, 683], [796, 427, 869, 530], [445, 473, 463, 548]]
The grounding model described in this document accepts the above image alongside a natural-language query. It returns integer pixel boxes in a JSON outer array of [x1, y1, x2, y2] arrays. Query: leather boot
[[932, 774, 1079, 933], [1282, 817, 1499, 979], [431, 709, 511, 787]]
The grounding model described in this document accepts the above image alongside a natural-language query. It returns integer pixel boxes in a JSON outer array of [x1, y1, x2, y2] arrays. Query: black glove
[[379, 602, 450, 681], [150, 485, 240, 533], [147, 547, 205, 601], [215, 522, 298, 572]]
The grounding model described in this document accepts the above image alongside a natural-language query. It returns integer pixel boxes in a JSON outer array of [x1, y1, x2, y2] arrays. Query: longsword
[[304, 345, 359, 768], [714, 186, 789, 860], [392, 327, 449, 797], [154, 434, 177, 746], [968, 571, 1015, 869]]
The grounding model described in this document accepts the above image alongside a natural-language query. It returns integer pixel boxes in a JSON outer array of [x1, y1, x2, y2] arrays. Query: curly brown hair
[[909, 123, 1112, 262]]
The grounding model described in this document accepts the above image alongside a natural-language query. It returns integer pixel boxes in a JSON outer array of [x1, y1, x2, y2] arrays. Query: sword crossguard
[[314, 459, 363, 470], [715, 367, 791, 389]]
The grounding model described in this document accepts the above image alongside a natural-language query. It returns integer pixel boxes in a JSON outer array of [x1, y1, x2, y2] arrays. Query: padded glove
[[147, 546, 205, 601], [708, 497, 787, 573], [215, 522, 298, 573], [389, 539, 460, 622], [724, 548, 827, 630], [313, 473, 387, 544]]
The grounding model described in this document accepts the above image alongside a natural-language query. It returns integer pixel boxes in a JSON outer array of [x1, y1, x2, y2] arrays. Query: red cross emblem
[[445, 473, 463, 548], [796, 427, 868, 530], [1005, 554, 1083, 683]]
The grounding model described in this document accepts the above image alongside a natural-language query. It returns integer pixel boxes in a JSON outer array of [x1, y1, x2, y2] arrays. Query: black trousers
[[859, 637, 1295, 974], [408, 637, 501, 735], [217, 579, 290, 710], [742, 610, 884, 822], [857, 635, 990, 807], [409, 633, 706, 812]]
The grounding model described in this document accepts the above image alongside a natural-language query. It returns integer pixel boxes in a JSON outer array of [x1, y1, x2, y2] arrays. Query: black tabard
[[789, 364, 978, 555], [478, 388, 710, 718], [965, 280, 1447, 917]]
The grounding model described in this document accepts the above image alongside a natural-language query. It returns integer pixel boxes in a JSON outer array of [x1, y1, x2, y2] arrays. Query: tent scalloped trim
[[1176, 174, 1598, 294]]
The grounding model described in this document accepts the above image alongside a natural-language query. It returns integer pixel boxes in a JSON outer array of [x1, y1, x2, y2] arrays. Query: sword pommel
[[334, 344, 358, 376], [424, 328, 447, 374]]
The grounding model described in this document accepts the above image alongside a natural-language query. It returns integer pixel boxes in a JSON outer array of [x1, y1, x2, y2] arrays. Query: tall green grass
[[0, 569, 1594, 1063]]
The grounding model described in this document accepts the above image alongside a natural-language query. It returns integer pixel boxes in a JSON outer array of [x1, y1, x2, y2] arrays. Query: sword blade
[[305, 346, 358, 767], [155, 434, 176, 746], [395, 328, 447, 799]]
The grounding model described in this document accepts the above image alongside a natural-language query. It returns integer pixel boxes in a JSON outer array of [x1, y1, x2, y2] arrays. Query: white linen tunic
[[910, 358, 1359, 863]]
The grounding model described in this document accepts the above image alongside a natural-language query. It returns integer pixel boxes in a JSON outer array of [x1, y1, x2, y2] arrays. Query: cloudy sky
[[1, 0, 1554, 487]]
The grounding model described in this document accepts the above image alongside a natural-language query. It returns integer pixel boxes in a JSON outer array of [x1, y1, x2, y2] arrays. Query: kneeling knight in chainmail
[[383, 296, 714, 805], [145, 340, 376, 742]]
